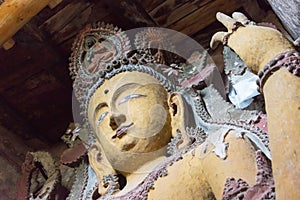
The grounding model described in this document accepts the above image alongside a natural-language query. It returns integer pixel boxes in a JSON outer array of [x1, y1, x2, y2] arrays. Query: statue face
[[88, 71, 172, 155]]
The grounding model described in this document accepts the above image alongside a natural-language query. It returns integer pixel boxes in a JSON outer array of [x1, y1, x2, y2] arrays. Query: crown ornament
[[69, 22, 212, 146], [69, 23, 182, 132]]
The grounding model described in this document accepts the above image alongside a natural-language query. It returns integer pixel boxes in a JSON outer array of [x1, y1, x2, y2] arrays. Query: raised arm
[[211, 12, 300, 199]]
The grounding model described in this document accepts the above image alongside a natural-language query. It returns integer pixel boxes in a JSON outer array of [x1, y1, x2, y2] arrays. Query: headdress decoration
[[69, 22, 212, 146]]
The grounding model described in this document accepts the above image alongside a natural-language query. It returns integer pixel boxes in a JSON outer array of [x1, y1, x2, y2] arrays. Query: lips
[[112, 122, 134, 139]]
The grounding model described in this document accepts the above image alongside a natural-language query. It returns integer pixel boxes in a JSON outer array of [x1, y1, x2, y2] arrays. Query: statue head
[[86, 70, 185, 172], [70, 23, 216, 192]]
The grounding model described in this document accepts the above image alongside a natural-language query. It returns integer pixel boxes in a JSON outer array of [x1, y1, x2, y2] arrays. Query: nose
[[109, 114, 126, 130]]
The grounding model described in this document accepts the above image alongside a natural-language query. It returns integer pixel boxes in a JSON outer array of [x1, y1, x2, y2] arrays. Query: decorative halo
[[134, 28, 175, 52]]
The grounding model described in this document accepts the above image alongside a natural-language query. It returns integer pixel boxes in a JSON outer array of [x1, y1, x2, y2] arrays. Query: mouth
[[112, 122, 134, 139]]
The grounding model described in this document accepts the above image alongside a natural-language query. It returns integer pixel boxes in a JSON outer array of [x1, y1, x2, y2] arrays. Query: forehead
[[88, 71, 162, 106]]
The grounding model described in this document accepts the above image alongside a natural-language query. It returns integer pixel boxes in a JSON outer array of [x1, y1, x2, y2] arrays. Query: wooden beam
[[51, 5, 93, 44], [137, 0, 166, 13], [149, 0, 214, 26], [104, 0, 157, 28], [40, 1, 91, 36], [2, 38, 15, 50], [168, 0, 241, 36], [48, 0, 62, 9], [0, 0, 61, 48], [0, 37, 73, 143]]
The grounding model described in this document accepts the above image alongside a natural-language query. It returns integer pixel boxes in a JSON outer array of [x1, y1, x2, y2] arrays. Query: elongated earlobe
[[88, 142, 116, 194], [168, 93, 192, 148], [168, 93, 185, 137]]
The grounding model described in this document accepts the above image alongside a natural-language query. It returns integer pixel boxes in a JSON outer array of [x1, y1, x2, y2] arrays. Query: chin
[[109, 147, 167, 173]]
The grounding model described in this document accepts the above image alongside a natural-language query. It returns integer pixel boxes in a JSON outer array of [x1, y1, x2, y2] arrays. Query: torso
[[100, 129, 215, 200]]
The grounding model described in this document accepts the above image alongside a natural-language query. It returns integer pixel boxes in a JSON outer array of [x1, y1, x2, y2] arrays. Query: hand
[[210, 12, 294, 73]]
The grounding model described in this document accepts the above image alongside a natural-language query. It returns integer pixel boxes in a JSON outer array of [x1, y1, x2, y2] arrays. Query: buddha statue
[[66, 12, 299, 200]]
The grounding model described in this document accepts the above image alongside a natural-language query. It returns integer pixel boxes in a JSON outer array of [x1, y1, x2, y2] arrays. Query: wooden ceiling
[[0, 0, 273, 145]]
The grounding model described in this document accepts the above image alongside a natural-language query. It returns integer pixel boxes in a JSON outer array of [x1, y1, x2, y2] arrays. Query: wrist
[[259, 45, 295, 72], [256, 50, 300, 93]]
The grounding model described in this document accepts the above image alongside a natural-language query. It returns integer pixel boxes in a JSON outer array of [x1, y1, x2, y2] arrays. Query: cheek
[[128, 100, 168, 128], [97, 117, 112, 137], [128, 100, 151, 127]]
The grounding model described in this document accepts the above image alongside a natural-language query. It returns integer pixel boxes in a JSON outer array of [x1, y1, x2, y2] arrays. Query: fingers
[[210, 31, 227, 49], [216, 12, 238, 31], [212, 12, 255, 49], [232, 12, 255, 25], [216, 12, 255, 31], [232, 12, 249, 24]]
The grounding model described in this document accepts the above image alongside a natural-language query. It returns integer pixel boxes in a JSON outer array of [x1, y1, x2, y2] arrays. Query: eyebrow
[[111, 83, 140, 107], [93, 102, 107, 122], [118, 94, 147, 105]]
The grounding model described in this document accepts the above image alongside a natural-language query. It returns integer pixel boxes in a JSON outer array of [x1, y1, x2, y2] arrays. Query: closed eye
[[118, 94, 146, 105], [97, 111, 108, 126]]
